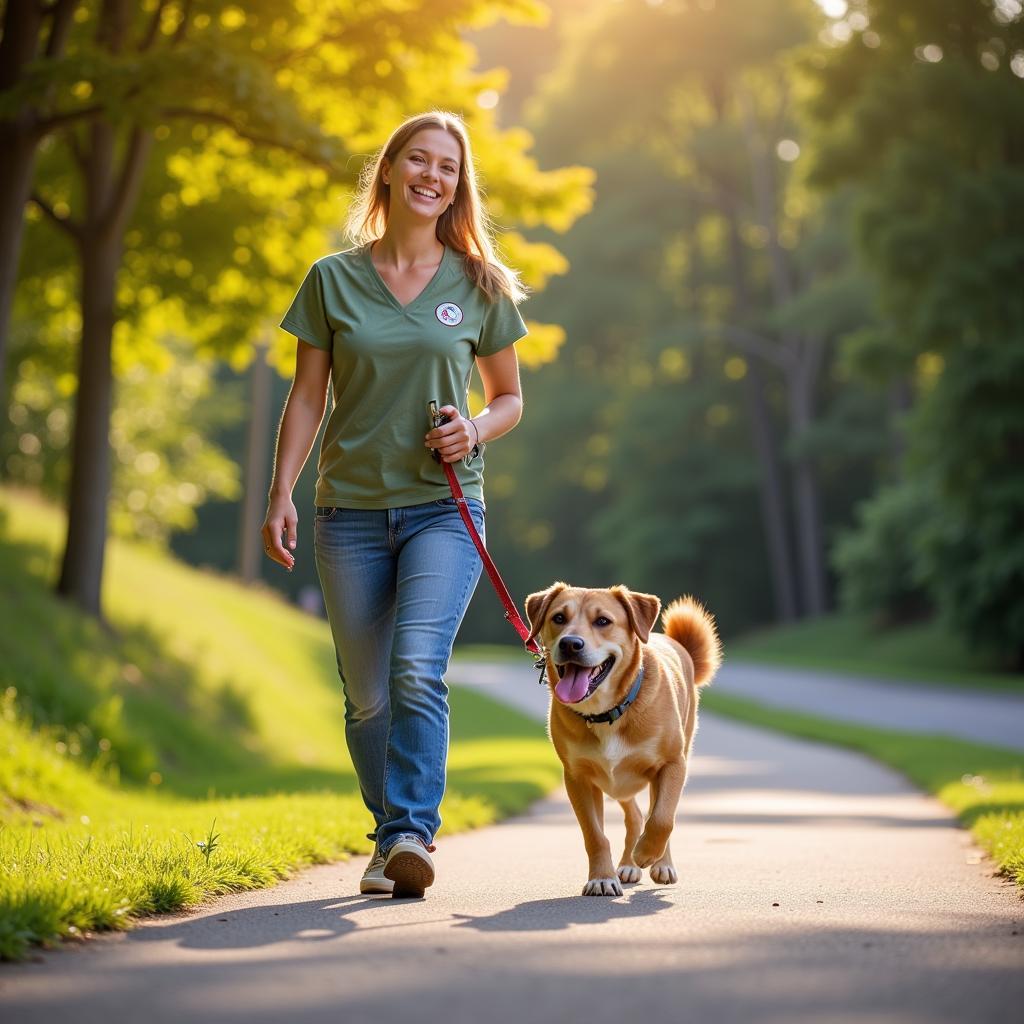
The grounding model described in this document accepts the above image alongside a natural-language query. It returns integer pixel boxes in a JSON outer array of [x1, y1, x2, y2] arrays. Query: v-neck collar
[[364, 241, 450, 314]]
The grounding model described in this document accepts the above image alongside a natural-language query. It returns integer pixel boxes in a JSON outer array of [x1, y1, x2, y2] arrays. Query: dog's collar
[[573, 666, 645, 725]]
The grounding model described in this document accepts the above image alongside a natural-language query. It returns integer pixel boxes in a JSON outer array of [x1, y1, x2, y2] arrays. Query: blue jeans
[[313, 496, 485, 855]]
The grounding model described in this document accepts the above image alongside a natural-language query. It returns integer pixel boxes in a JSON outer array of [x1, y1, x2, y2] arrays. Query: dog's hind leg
[[649, 840, 678, 885], [616, 798, 643, 884]]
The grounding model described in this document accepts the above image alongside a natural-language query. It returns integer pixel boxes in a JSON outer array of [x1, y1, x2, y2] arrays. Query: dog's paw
[[616, 864, 642, 884], [582, 877, 623, 897], [649, 863, 678, 885], [631, 835, 666, 868]]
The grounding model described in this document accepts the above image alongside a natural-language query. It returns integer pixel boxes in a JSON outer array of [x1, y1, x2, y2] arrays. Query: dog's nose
[[558, 635, 585, 654]]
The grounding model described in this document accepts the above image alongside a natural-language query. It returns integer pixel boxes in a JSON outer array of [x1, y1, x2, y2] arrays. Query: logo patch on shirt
[[435, 302, 464, 327]]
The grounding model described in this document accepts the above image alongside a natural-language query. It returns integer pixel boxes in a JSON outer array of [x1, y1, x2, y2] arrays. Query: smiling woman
[[261, 111, 532, 902]]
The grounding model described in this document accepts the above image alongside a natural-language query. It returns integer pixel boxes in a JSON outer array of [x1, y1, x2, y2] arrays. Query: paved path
[[454, 657, 1024, 751], [2, 664, 1022, 1023], [716, 662, 1024, 750]]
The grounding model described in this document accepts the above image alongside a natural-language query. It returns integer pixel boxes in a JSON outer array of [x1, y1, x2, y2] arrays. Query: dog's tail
[[661, 596, 722, 687]]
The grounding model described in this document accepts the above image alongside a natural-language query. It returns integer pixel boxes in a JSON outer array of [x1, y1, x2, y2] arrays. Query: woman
[[261, 111, 528, 899]]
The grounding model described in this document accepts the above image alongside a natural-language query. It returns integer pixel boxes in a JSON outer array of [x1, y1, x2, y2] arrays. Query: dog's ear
[[525, 582, 568, 645], [611, 586, 661, 644]]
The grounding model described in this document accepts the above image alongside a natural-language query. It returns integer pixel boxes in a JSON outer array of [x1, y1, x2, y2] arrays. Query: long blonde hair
[[345, 111, 526, 303]]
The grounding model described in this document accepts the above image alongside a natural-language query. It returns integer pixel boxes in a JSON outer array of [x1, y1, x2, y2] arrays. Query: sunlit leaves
[[515, 320, 565, 369]]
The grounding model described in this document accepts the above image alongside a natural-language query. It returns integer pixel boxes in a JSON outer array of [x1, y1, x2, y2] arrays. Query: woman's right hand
[[262, 494, 297, 571]]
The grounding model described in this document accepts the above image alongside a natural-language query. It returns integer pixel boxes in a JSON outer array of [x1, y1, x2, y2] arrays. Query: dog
[[525, 582, 721, 896]]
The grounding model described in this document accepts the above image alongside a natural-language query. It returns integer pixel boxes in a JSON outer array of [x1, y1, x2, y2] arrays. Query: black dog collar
[[573, 667, 645, 725]]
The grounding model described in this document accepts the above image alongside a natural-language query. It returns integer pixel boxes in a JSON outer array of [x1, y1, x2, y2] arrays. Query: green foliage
[[7, 0, 593, 577], [806, 0, 1024, 663], [2, 336, 242, 541], [832, 477, 933, 626], [453, 0, 892, 639], [910, 342, 1024, 668], [15, 0, 591, 366]]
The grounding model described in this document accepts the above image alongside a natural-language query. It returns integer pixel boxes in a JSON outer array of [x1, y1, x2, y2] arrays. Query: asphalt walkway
[[2, 662, 1021, 1023]]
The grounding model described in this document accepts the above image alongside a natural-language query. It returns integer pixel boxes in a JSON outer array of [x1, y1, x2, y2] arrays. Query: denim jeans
[[313, 496, 485, 855]]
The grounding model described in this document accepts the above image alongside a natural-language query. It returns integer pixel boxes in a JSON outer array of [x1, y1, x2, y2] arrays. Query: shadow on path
[[449, 886, 673, 932], [129, 884, 674, 952]]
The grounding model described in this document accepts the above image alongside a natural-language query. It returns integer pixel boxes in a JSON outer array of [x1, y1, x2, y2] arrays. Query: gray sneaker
[[382, 836, 435, 898], [359, 846, 393, 895]]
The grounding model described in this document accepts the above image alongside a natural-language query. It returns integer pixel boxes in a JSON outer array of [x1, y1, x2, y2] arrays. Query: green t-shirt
[[280, 242, 528, 509]]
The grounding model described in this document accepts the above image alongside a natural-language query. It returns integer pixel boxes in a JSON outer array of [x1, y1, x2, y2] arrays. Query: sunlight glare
[[817, 0, 848, 18]]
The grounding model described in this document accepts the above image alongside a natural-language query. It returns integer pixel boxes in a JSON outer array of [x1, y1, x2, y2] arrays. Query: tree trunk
[[0, 1, 45, 398], [237, 339, 272, 582], [743, 361, 799, 622], [56, 97, 152, 620], [720, 198, 799, 622], [56, 228, 119, 618], [0, 127, 39, 401], [788, 355, 828, 615], [740, 85, 829, 616]]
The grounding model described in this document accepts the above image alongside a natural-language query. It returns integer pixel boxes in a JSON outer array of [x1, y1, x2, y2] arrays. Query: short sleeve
[[280, 263, 332, 350], [476, 290, 528, 357]]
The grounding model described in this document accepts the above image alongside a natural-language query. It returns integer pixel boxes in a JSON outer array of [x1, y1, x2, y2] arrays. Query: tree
[[808, 0, 1024, 664], [526, 0, 877, 619], [0, 0, 79, 400], [6, 0, 593, 621]]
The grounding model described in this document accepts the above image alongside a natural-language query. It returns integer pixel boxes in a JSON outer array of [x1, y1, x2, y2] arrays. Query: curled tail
[[661, 596, 722, 687]]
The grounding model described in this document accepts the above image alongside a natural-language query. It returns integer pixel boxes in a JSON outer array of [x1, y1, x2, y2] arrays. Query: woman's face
[[383, 128, 462, 221]]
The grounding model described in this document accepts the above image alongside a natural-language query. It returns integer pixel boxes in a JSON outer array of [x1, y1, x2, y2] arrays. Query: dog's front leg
[[632, 760, 686, 868], [563, 769, 621, 896], [616, 798, 644, 884]]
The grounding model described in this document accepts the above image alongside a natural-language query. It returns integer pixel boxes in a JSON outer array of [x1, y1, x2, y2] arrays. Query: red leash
[[439, 458, 542, 657]]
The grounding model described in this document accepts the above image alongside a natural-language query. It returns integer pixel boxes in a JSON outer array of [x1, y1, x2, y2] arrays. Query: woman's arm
[[262, 339, 332, 568], [425, 344, 523, 462]]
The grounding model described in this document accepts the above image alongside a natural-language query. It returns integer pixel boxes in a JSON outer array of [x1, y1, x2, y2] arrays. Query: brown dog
[[525, 583, 721, 896]]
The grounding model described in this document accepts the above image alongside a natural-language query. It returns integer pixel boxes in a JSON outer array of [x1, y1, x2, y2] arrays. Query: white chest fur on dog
[[586, 729, 660, 799], [596, 729, 630, 769]]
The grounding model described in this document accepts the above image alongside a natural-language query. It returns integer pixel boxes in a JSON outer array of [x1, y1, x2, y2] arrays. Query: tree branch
[[103, 123, 152, 234], [801, 332, 828, 393], [172, 0, 192, 45], [30, 189, 83, 240], [43, 0, 79, 58], [35, 104, 103, 135], [138, 0, 169, 52], [67, 125, 88, 173], [709, 323, 795, 373], [161, 107, 336, 170]]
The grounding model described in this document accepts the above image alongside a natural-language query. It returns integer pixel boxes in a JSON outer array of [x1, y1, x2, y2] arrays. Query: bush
[[832, 478, 933, 627], [909, 342, 1024, 671]]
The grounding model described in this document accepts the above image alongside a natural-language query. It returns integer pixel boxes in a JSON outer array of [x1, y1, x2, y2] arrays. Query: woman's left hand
[[425, 404, 474, 463]]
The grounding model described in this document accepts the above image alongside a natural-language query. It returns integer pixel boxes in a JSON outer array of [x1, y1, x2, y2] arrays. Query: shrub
[[832, 478, 933, 627]]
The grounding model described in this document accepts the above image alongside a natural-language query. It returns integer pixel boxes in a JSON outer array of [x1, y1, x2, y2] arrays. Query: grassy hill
[[0, 486, 561, 960]]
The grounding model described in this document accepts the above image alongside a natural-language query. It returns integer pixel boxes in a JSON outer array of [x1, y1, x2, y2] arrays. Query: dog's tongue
[[555, 664, 591, 704]]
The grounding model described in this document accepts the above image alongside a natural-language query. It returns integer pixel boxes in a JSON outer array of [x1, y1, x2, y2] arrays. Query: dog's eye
[[551, 612, 566, 624], [595, 616, 611, 627]]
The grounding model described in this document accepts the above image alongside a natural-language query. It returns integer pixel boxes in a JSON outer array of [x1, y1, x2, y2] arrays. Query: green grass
[[729, 612, 1024, 693], [452, 643, 534, 664], [0, 486, 561, 960], [702, 690, 1024, 892]]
